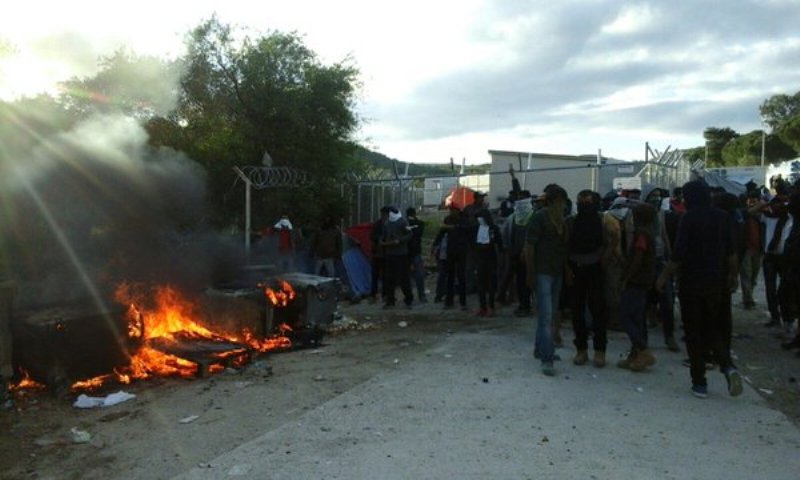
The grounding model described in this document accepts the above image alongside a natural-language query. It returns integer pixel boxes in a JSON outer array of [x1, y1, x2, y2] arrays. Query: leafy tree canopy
[[721, 130, 796, 167]]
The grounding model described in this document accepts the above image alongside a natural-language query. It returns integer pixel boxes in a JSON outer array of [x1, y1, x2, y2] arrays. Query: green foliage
[[0, 94, 78, 160], [777, 114, 800, 154], [703, 127, 739, 167], [682, 146, 705, 164], [760, 91, 800, 131], [167, 17, 362, 228], [721, 130, 796, 166]]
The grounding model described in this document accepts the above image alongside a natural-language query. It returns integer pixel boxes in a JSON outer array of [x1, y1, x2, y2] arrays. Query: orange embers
[[8, 369, 46, 392], [261, 280, 296, 307]]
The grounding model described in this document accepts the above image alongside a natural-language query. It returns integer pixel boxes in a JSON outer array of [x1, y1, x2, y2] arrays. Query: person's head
[[628, 189, 642, 201], [576, 189, 599, 215], [746, 189, 762, 208], [380, 205, 391, 219], [473, 191, 486, 206], [712, 192, 739, 215], [632, 203, 657, 228], [769, 195, 790, 216], [406, 207, 417, 218], [644, 187, 663, 209], [682, 180, 711, 211], [544, 184, 568, 206]]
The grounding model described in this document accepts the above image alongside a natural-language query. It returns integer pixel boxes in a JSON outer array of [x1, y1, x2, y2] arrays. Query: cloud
[[366, 0, 800, 156]]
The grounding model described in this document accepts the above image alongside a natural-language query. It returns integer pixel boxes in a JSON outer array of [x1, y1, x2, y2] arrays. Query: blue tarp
[[340, 245, 371, 297]]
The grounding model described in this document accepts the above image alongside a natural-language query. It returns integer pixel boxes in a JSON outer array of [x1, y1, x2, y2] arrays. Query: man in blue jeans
[[524, 185, 569, 376]]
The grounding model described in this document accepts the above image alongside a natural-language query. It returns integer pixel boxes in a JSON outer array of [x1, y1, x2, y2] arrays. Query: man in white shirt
[[750, 197, 793, 327]]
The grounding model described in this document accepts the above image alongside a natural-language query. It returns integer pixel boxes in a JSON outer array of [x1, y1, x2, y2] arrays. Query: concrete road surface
[[176, 316, 800, 480]]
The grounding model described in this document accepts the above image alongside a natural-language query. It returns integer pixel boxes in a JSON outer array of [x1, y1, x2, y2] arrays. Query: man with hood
[[643, 186, 679, 352], [524, 184, 569, 376], [566, 190, 608, 367], [779, 193, 800, 352], [502, 190, 535, 316], [750, 194, 794, 327], [656, 181, 742, 399], [379, 206, 414, 309]]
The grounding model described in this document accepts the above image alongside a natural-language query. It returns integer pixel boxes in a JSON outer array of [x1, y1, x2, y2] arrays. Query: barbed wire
[[236, 166, 311, 189]]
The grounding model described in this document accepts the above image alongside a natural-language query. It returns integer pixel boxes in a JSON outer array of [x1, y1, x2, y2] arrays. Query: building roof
[[487, 150, 627, 164]]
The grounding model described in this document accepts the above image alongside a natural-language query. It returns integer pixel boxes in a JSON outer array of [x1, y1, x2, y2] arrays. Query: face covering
[[478, 217, 487, 226], [274, 218, 293, 230], [513, 199, 533, 225], [388, 211, 402, 222]]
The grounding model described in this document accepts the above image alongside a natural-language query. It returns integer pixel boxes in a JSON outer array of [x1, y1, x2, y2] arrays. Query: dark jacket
[[311, 226, 342, 259], [407, 217, 426, 257], [382, 217, 412, 257]]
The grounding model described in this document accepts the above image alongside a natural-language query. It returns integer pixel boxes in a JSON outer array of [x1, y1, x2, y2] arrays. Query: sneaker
[[691, 384, 708, 399], [665, 336, 680, 352], [593, 351, 606, 368], [629, 349, 655, 372], [573, 350, 589, 366], [724, 368, 743, 397], [541, 362, 556, 376]]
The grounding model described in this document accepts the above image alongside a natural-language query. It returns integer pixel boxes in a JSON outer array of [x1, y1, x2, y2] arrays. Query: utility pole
[[761, 129, 766, 167]]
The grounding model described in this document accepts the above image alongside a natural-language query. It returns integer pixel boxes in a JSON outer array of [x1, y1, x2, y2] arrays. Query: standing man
[[740, 190, 763, 309], [502, 191, 534, 315], [380, 207, 414, 309], [751, 196, 793, 327], [524, 185, 569, 376], [657, 181, 742, 399], [566, 190, 607, 367], [310, 216, 342, 278], [369, 207, 390, 303], [273, 214, 299, 272], [406, 207, 427, 303]]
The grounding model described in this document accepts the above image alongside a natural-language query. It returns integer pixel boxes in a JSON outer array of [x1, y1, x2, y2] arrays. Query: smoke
[[0, 114, 245, 309]]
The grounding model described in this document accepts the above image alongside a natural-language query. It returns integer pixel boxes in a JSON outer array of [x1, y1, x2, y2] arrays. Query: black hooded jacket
[[672, 181, 735, 291]]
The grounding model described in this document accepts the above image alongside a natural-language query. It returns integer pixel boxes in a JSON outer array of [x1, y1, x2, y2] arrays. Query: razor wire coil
[[237, 166, 311, 189]]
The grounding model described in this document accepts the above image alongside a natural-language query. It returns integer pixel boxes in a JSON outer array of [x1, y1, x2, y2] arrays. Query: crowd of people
[[365, 168, 800, 399]]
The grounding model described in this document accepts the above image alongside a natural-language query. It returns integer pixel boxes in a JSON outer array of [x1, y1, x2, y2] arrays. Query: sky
[[1, 0, 798, 164]]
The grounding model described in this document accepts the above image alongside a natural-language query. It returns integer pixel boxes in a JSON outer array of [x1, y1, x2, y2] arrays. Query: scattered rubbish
[[179, 415, 200, 424], [482, 378, 489, 383], [393, 358, 400, 364], [33, 436, 60, 448], [541, 436, 549, 443], [745, 364, 764, 371], [789, 377, 796, 383], [70, 427, 91, 444], [234, 381, 253, 389], [590, 374, 598, 379], [224, 368, 240, 375], [197, 463, 214, 469], [398, 321, 408, 328], [758, 388, 774, 395], [73, 391, 136, 409], [635, 387, 644, 393], [444, 354, 453, 359], [3, 399, 13, 409], [227, 464, 252, 476], [732, 333, 754, 340], [313, 375, 325, 381]]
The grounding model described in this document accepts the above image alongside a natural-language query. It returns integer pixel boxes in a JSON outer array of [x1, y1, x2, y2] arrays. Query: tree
[[162, 17, 362, 227], [777, 115, 800, 154], [703, 127, 739, 167], [721, 130, 796, 166], [760, 91, 800, 131]]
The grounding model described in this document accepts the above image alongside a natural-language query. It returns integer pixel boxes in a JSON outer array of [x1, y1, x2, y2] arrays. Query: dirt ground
[[1, 286, 799, 480]]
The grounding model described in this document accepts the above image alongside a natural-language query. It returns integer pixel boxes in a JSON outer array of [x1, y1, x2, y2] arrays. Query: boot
[[573, 350, 589, 366], [593, 351, 606, 368], [629, 349, 656, 372], [617, 350, 638, 370]]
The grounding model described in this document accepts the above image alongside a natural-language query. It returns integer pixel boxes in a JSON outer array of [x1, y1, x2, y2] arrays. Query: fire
[[262, 280, 296, 307], [9, 369, 46, 392], [54, 283, 292, 392]]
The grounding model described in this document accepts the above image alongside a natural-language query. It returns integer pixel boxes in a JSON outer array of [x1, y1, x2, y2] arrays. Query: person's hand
[[508, 164, 515, 176]]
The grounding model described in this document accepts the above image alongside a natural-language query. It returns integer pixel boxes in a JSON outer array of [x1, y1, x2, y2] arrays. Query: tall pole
[[233, 167, 252, 256], [761, 129, 766, 167]]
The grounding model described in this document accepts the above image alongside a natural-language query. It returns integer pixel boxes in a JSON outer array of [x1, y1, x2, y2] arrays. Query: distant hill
[[354, 146, 489, 177]]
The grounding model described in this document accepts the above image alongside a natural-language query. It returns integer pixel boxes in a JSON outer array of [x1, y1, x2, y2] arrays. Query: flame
[[8, 369, 46, 392], [59, 283, 292, 392], [261, 280, 296, 307]]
